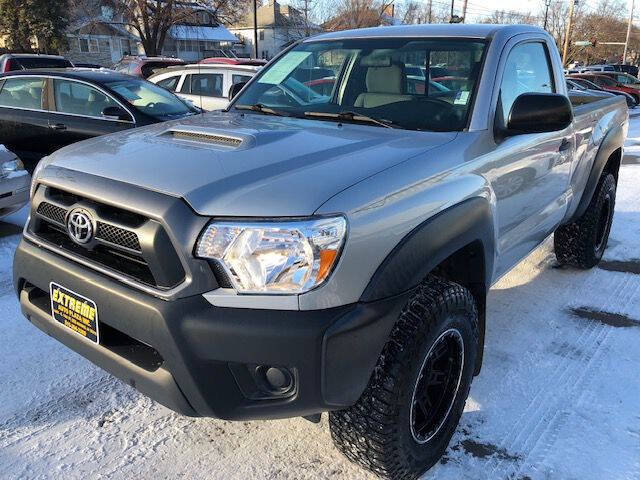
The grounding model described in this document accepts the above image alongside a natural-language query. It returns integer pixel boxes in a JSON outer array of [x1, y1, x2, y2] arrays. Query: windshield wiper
[[304, 110, 399, 129], [234, 103, 294, 117]]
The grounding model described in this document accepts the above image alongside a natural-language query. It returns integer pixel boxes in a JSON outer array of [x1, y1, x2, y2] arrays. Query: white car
[[148, 64, 260, 111]]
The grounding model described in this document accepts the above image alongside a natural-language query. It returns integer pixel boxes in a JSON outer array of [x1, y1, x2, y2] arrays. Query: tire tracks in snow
[[476, 267, 639, 479]]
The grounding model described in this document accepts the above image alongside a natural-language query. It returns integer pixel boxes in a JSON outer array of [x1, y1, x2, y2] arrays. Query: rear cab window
[[0, 77, 45, 109]]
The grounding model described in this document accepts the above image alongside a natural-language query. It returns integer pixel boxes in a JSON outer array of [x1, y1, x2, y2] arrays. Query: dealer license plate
[[49, 283, 99, 344]]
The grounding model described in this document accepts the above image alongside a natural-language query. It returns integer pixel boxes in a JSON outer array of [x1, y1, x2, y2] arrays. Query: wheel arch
[[568, 122, 625, 223], [360, 196, 495, 376]]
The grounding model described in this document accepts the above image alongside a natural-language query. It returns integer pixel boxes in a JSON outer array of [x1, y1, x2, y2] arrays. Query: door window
[[499, 42, 554, 124], [156, 75, 181, 91], [0, 77, 44, 109], [232, 74, 252, 85], [190, 73, 224, 97], [53, 79, 117, 117]]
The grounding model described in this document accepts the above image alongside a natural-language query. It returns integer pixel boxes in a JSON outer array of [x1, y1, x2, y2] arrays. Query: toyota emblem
[[67, 209, 94, 244]]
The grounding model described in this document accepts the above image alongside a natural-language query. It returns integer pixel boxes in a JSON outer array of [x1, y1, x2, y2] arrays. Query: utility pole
[[450, 0, 454, 20], [428, 0, 432, 23], [624, 0, 634, 64], [461, 0, 468, 22], [562, 0, 575, 67], [543, 0, 551, 30], [253, 0, 258, 59]]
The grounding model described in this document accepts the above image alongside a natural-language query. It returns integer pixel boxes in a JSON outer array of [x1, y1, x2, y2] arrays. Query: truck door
[[488, 40, 574, 277]]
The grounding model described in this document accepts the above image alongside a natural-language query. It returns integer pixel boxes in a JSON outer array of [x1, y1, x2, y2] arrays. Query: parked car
[[598, 71, 640, 88], [0, 53, 72, 72], [569, 73, 640, 103], [581, 64, 616, 73], [568, 76, 637, 106], [199, 57, 267, 66], [148, 64, 260, 111], [566, 78, 636, 107], [112, 56, 186, 78], [0, 69, 198, 170], [612, 63, 639, 77], [0, 145, 29, 217], [15, 24, 627, 480]]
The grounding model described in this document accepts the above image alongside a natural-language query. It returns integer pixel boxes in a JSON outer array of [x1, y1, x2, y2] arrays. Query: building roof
[[68, 18, 139, 40], [169, 25, 238, 42]]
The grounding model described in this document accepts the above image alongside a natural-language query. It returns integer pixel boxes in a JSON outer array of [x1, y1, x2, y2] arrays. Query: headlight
[[1, 159, 23, 175], [30, 156, 51, 198], [196, 216, 347, 294]]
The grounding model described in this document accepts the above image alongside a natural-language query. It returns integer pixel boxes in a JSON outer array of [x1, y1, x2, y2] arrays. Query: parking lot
[[0, 117, 637, 480]]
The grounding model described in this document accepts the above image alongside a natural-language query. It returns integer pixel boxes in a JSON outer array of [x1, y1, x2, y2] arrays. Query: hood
[[48, 111, 456, 216]]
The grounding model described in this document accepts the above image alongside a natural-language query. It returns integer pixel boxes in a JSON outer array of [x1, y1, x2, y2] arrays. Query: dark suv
[[0, 53, 72, 72], [113, 56, 186, 78]]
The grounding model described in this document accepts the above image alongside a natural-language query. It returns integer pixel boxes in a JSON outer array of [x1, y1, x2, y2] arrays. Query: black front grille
[[36, 223, 156, 286], [37, 202, 142, 253], [31, 186, 185, 289], [96, 222, 141, 252], [37, 202, 67, 225]]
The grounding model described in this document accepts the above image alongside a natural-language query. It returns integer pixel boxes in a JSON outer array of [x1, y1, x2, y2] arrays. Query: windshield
[[232, 38, 486, 131], [104, 78, 196, 119]]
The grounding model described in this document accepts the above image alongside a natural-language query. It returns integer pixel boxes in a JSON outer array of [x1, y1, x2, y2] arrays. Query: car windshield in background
[[233, 38, 486, 131], [104, 78, 196, 119]]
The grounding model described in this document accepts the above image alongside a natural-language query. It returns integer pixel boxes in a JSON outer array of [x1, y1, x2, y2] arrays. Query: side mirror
[[505, 93, 573, 136], [229, 81, 247, 100], [102, 105, 130, 121]]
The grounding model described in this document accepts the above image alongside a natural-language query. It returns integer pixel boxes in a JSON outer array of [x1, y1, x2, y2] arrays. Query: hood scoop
[[161, 127, 246, 148]]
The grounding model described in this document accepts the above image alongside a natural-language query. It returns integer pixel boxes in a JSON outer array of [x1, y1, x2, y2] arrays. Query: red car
[[569, 73, 640, 103], [112, 56, 186, 78], [199, 57, 267, 66]]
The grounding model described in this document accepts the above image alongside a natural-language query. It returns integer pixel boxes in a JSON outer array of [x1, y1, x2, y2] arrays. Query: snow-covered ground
[[2, 120, 640, 480]]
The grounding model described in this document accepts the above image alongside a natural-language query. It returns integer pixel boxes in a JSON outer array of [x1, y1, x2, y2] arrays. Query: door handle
[[49, 123, 67, 131], [559, 138, 572, 152]]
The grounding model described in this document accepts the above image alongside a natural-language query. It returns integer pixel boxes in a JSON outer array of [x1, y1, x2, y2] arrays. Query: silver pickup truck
[[14, 24, 627, 480]]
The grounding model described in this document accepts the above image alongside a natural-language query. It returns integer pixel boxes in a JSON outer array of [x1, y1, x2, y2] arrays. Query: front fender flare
[[360, 196, 495, 303]]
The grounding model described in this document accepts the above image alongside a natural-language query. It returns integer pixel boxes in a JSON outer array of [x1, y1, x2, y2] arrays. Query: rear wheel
[[554, 173, 616, 268], [329, 276, 478, 480]]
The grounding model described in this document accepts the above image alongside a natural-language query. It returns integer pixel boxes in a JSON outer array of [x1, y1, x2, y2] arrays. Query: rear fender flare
[[568, 121, 625, 223]]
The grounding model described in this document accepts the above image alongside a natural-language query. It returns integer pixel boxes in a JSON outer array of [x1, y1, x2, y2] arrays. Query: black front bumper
[[14, 239, 409, 420]]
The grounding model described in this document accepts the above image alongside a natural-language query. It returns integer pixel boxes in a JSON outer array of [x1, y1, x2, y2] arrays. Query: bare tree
[[323, 0, 395, 31], [291, 0, 318, 36], [105, 0, 247, 56]]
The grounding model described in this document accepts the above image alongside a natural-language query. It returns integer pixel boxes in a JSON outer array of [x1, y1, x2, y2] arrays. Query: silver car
[[0, 146, 29, 218]]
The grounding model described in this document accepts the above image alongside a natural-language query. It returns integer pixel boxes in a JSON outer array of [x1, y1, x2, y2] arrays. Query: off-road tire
[[329, 276, 479, 480], [554, 173, 616, 269]]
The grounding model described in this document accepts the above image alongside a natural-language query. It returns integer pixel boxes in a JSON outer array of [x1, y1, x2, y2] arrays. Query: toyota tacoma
[[14, 24, 627, 479]]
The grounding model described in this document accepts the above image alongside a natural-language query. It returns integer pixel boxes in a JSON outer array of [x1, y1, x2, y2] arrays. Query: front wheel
[[329, 276, 478, 480]]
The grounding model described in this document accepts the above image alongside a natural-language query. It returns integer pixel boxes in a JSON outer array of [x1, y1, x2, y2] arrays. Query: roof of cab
[[306, 23, 546, 42]]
